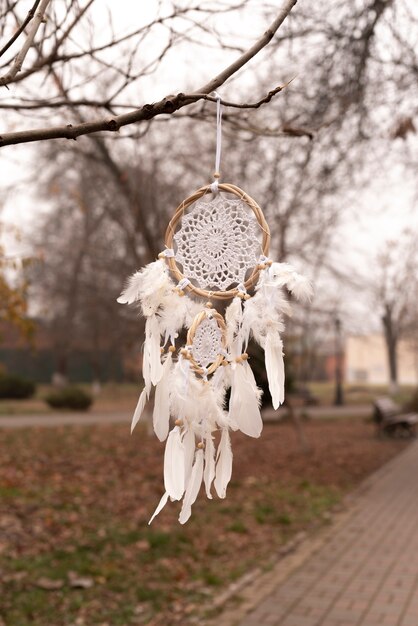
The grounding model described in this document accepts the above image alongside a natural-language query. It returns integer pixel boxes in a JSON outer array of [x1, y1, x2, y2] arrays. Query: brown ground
[[0, 418, 410, 626]]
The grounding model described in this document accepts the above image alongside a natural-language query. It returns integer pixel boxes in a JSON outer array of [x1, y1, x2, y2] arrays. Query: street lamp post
[[334, 315, 344, 406]]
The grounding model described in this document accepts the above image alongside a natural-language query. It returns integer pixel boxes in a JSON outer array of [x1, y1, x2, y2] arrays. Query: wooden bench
[[373, 396, 418, 438]]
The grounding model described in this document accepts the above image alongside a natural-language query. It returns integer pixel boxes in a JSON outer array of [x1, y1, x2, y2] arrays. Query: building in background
[[345, 334, 418, 386], [302, 334, 418, 387]]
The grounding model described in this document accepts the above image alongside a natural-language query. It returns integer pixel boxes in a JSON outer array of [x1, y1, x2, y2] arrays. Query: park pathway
[[230, 439, 418, 626], [0, 404, 370, 428]]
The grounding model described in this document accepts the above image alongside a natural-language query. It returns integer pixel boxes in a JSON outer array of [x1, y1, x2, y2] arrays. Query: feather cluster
[[240, 262, 313, 409], [118, 258, 312, 522]]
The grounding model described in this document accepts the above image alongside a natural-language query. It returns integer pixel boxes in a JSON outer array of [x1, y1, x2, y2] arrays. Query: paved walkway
[[0, 405, 370, 428], [0, 411, 133, 428], [231, 440, 418, 626]]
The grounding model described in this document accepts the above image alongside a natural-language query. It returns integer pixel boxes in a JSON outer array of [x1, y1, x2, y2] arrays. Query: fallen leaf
[[67, 571, 94, 589], [35, 577, 64, 590]]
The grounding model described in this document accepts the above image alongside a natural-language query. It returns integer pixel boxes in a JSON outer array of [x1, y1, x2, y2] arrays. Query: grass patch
[[253, 483, 340, 528], [198, 568, 224, 587], [226, 520, 249, 534]]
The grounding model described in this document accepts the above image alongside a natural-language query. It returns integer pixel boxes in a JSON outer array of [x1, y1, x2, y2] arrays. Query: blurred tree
[[28, 144, 181, 380], [0, 227, 33, 342], [374, 230, 418, 393]]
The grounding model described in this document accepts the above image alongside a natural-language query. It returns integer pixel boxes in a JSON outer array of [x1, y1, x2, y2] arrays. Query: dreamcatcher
[[118, 94, 313, 524]]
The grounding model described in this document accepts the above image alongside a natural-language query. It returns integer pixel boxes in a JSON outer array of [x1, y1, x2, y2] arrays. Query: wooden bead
[[160, 347, 165, 354], [244, 294, 251, 300], [205, 301, 213, 308], [266, 260, 273, 266], [158, 252, 164, 259], [168, 346, 176, 353], [175, 418, 183, 426], [197, 441, 205, 449], [241, 353, 249, 361], [213, 172, 220, 179]]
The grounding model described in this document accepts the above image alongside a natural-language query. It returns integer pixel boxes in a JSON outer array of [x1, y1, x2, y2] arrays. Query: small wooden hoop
[[164, 183, 270, 300], [186, 310, 226, 376]]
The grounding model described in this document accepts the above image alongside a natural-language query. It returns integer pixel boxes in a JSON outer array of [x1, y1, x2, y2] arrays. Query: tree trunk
[[382, 305, 398, 393], [284, 398, 310, 454]]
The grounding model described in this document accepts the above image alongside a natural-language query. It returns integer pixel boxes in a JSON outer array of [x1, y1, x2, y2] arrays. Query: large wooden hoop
[[185, 309, 226, 376], [164, 183, 270, 300]]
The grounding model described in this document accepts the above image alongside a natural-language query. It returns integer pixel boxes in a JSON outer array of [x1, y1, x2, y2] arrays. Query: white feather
[[158, 292, 202, 341], [144, 315, 163, 385], [131, 387, 149, 434], [152, 352, 172, 441], [241, 292, 288, 351], [243, 360, 258, 389], [142, 337, 151, 391], [229, 362, 263, 438], [179, 449, 204, 524], [211, 365, 228, 390], [148, 491, 169, 525], [117, 260, 169, 313], [267, 263, 313, 302], [265, 332, 285, 409], [170, 360, 227, 433], [141, 260, 171, 316], [210, 367, 233, 429], [287, 273, 313, 302], [164, 426, 185, 500], [184, 298, 205, 326], [225, 296, 243, 349], [182, 427, 196, 485], [203, 434, 216, 499], [200, 379, 230, 432], [117, 270, 143, 304], [118, 261, 202, 345], [214, 429, 233, 499]]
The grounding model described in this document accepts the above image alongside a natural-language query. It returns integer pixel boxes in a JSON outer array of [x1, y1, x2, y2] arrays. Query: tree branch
[[195, 0, 297, 95], [0, 85, 293, 147], [0, 83, 292, 112], [0, 0, 51, 87], [0, 0, 42, 60], [0, 0, 298, 148]]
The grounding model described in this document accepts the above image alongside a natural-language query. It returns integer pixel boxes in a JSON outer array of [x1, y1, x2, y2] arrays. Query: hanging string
[[210, 92, 222, 195]]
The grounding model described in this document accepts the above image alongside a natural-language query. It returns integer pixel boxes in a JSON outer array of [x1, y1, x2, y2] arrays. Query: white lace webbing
[[173, 195, 261, 291]]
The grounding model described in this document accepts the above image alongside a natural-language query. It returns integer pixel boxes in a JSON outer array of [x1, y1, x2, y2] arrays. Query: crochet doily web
[[173, 194, 261, 291], [191, 317, 223, 369]]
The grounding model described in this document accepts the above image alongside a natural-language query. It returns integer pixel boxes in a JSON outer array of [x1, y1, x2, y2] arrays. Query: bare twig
[[0, 0, 42, 60], [195, 0, 297, 94], [0, 0, 51, 87], [0, 0, 298, 147], [192, 82, 293, 108]]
